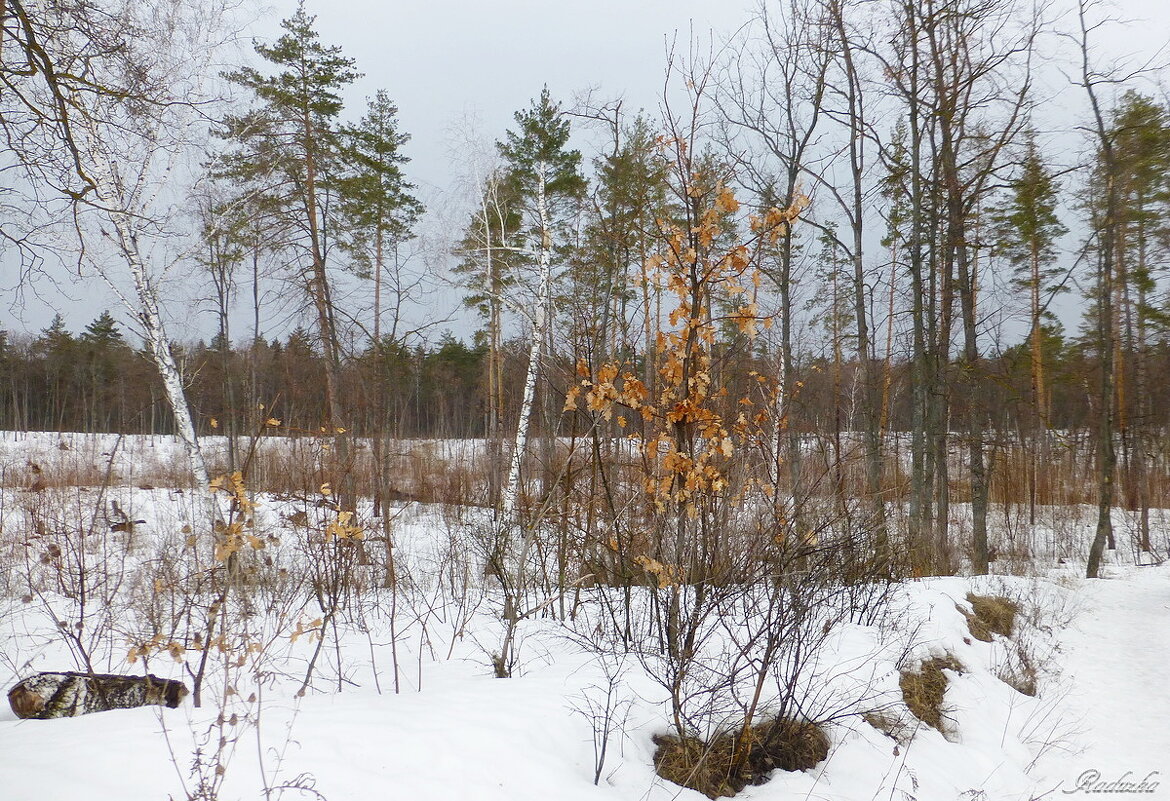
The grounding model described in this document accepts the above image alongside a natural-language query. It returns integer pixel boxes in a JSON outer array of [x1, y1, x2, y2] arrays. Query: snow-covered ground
[[0, 433, 1166, 800], [1031, 565, 1170, 797]]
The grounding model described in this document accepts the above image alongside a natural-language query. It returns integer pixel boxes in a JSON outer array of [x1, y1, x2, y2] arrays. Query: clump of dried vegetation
[[900, 654, 964, 733], [862, 709, 914, 747], [652, 718, 830, 798], [961, 592, 1019, 641]]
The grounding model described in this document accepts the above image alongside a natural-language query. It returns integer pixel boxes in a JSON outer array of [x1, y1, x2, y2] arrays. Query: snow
[[0, 433, 1168, 801], [1031, 565, 1170, 796]]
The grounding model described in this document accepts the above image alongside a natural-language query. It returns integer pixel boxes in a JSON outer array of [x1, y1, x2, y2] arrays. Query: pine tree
[[494, 86, 586, 533], [992, 132, 1067, 427], [219, 1, 360, 507], [1107, 91, 1170, 550], [80, 311, 129, 431], [337, 89, 424, 344], [490, 86, 586, 677], [219, 1, 360, 435], [574, 115, 670, 382], [35, 315, 77, 430]]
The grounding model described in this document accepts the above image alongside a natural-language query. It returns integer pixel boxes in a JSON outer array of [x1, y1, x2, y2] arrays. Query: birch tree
[[3, 0, 234, 530], [454, 166, 523, 502], [494, 88, 586, 537], [487, 88, 585, 678]]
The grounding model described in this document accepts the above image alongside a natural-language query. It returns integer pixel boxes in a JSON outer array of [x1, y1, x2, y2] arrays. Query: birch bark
[[83, 145, 224, 530], [499, 166, 551, 534]]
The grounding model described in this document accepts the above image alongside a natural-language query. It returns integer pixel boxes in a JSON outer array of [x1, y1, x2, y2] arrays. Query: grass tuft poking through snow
[[961, 592, 1019, 641], [651, 718, 830, 798], [900, 654, 964, 733]]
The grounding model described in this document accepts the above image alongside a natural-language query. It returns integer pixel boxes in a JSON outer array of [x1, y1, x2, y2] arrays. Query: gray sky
[[270, 0, 752, 190], [263, 0, 1170, 191], [3, 0, 1168, 343]]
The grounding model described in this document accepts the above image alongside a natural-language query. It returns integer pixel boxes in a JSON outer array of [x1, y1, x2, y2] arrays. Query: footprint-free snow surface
[[2, 514, 1169, 800], [1035, 564, 1170, 797]]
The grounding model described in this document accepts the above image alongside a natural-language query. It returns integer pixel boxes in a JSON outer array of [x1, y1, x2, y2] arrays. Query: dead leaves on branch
[[567, 183, 807, 518], [209, 470, 263, 562]]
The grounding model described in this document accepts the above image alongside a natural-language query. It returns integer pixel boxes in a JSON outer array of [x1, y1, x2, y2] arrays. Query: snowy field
[[0, 432, 1166, 800]]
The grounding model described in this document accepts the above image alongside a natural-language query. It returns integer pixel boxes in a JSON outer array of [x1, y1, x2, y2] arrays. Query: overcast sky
[[263, 0, 753, 191], [4, 0, 1168, 342], [260, 0, 1170, 188]]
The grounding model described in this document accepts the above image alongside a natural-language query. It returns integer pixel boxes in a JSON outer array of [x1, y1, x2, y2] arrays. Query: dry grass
[[996, 647, 1039, 697], [652, 719, 829, 798], [900, 655, 963, 733], [961, 593, 1018, 642], [862, 710, 914, 747]]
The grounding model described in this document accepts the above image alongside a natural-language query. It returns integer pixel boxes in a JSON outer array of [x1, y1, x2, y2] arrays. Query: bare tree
[[3, 0, 237, 531]]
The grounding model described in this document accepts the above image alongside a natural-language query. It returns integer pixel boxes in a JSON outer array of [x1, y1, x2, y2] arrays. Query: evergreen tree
[[80, 311, 126, 349], [572, 115, 670, 377], [497, 87, 587, 230], [219, 1, 360, 504], [337, 89, 424, 343], [992, 132, 1067, 426], [1106, 91, 1170, 549], [490, 87, 586, 675], [34, 315, 77, 430], [76, 311, 130, 431], [218, 1, 360, 408]]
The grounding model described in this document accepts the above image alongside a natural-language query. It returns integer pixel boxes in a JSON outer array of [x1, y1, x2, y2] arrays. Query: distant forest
[[4, 310, 1168, 447], [5, 0, 1170, 577]]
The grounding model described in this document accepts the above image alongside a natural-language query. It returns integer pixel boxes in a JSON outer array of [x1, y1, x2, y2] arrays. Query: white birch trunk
[[499, 166, 552, 538], [114, 217, 223, 527], [85, 147, 223, 531], [494, 166, 553, 676]]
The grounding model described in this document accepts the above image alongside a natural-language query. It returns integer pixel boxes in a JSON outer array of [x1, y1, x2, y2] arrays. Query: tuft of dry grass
[[863, 710, 913, 747], [961, 593, 1018, 642], [996, 647, 1039, 697], [900, 655, 963, 733], [652, 718, 829, 798]]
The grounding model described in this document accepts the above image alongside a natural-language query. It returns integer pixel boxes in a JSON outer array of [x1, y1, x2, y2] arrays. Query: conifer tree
[[1107, 91, 1170, 550], [494, 87, 586, 534], [577, 115, 671, 382], [993, 132, 1067, 428], [219, 2, 360, 441], [219, 1, 361, 506], [489, 86, 585, 677], [338, 89, 425, 345]]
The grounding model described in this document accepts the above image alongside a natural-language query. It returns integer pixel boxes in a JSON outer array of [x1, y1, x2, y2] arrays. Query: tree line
[[2, 307, 1168, 456], [3, 0, 1170, 577]]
